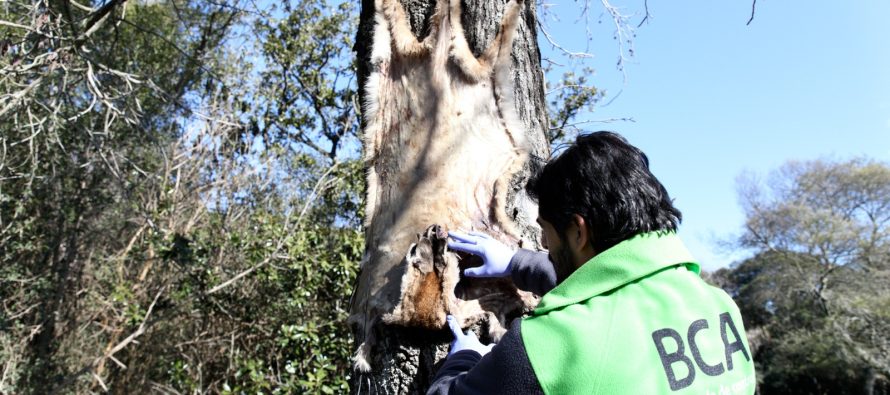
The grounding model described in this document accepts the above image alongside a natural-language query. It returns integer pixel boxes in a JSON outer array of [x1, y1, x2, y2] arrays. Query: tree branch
[[636, 0, 650, 28], [746, 0, 757, 25]]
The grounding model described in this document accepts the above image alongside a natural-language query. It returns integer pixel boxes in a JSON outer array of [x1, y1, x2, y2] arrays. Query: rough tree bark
[[350, 0, 549, 392]]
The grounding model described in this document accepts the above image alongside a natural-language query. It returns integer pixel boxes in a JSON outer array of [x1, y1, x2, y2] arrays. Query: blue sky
[[538, 1, 890, 271]]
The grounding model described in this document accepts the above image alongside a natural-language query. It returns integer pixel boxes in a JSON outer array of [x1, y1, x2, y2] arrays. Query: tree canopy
[[709, 158, 890, 394], [1, 0, 363, 392]]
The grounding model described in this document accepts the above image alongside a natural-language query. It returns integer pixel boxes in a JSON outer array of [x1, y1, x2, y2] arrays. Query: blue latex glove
[[446, 315, 494, 356], [447, 231, 515, 277]]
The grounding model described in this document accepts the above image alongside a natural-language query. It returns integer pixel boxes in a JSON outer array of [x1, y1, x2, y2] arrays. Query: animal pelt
[[381, 224, 534, 333], [382, 224, 460, 329], [349, 0, 538, 372]]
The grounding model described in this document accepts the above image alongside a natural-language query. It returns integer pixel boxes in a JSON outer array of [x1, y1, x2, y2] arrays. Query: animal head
[[408, 224, 450, 274]]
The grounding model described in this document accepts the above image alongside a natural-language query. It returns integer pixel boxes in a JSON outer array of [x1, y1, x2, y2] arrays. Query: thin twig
[[747, 0, 757, 25], [207, 159, 342, 295], [536, 19, 594, 59], [546, 84, 592, 95], [92, 373, 109, 392], [636, 0, 650, 28], [107, 286, 164, 356], [548, 117, 635, 131], [206, 257, 271, 294], [600, 0, 635, 80]]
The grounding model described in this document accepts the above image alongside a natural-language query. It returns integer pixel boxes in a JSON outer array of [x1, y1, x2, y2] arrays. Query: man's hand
[[446, 315, 494, 356], [447, 231, 515, 277]]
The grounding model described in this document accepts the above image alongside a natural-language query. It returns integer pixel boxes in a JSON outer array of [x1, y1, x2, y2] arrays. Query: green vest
[[522, 232, 756, 394]]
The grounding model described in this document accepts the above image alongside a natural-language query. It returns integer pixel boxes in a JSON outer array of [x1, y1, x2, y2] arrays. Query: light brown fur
[[351, 0, 535, 372], [382, 224, 533, 340], [382, 225, 459, 329]]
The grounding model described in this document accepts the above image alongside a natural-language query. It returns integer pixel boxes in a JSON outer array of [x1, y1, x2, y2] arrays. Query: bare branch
[[206, 159, 343, 295], [548, 117, 635, 131], [80, 0, 126, 40], [747, 0, 757, 25], [536, 18, 595, 60], [107, 286, 164, 356], [636, 0, 650, 28], [599, 0, 636, 78]]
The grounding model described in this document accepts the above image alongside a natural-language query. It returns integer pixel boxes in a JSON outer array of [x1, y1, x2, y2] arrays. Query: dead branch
[[747, 0, 757, 25], [106, 286, 164, 357]]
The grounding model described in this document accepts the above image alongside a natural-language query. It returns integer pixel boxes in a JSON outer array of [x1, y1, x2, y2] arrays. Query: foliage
[[710, 158, 890, 394], [251, 0, 360, 163], [2, 0, 239, 391], [156, 207, 363, 394], [544, 67, 603, 146], [0, 0, 605, 392], [0, 0, 363, 393]]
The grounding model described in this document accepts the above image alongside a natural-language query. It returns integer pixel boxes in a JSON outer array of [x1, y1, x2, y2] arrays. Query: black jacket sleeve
[[426, 319, 544, 395], [509, 249, 557, 296]]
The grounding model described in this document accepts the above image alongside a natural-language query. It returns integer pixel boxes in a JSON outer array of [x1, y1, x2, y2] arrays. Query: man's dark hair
[[527, 131, 682, 252]]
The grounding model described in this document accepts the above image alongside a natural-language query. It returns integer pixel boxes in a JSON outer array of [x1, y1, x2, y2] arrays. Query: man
[[428, 132, 755, 394]]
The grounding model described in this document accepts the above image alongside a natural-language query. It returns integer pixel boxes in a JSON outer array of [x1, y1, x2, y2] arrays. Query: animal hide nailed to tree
[[349, 0, 541, 372]]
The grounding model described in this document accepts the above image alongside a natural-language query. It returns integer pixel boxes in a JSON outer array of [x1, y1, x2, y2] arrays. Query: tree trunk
[[351, 0, 548, 392]]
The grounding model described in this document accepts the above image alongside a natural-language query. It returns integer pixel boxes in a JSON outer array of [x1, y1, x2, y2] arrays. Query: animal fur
[[381, 224, 535, 333], [350, 0, 537, 372], [382, 225, 460, 329]]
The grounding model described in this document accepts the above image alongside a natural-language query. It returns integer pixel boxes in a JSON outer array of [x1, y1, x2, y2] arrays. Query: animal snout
[[424, 224, 448, 241]]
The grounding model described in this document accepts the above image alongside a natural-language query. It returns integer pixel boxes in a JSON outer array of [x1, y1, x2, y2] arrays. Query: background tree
[[710, 158, 890, 395], [1, 0, 364, 392], [1, 0, 240, 391], [544, 67, 603, 146]]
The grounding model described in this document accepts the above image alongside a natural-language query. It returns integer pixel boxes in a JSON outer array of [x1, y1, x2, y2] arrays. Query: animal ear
[[416, 238, 434, 261], [416, 233, 422, 241], [424, 224, 442, 239]]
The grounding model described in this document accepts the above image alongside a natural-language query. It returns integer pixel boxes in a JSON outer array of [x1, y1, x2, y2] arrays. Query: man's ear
[[569, 215, 584, 245], [571, 214, 596, 262]]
